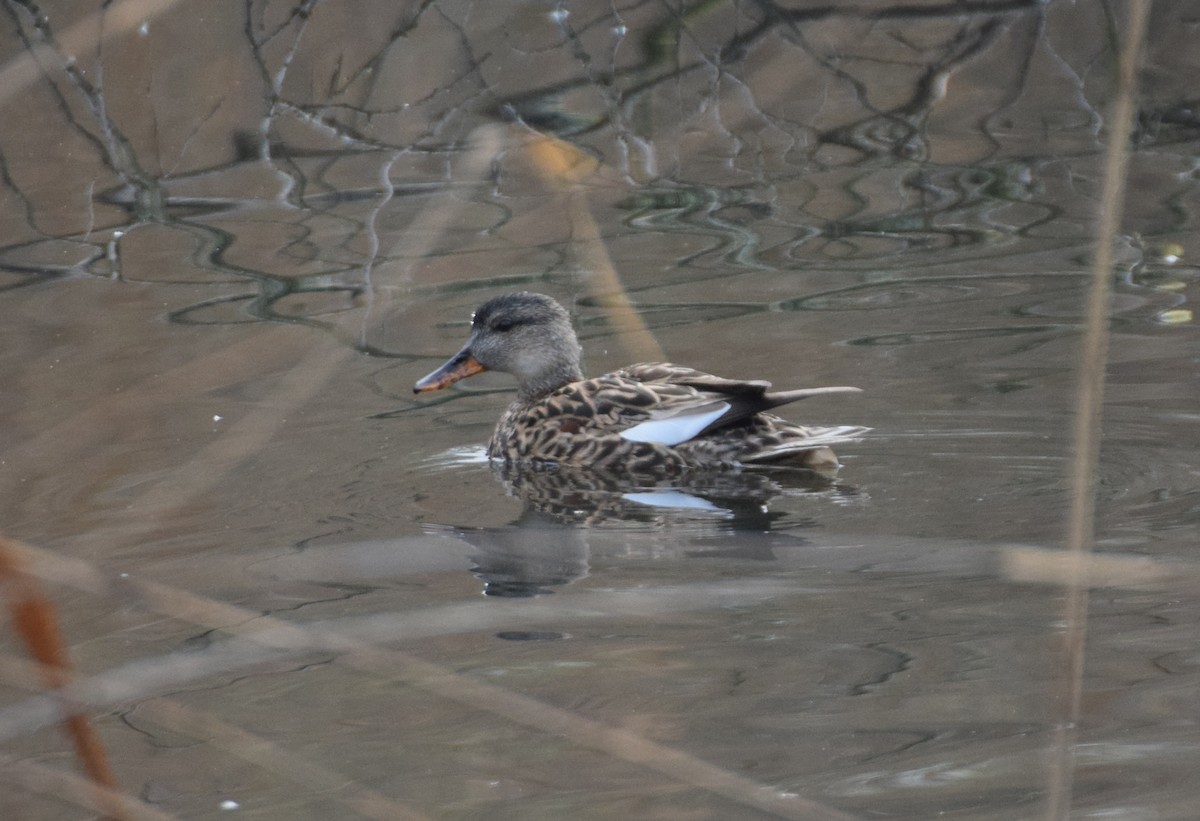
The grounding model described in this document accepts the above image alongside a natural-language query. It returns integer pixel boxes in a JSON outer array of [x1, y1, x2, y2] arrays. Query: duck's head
[[414, 292, 585, 400]]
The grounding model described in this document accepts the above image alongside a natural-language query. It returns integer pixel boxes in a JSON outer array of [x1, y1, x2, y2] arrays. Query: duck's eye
[[493, 319, 516, 332]]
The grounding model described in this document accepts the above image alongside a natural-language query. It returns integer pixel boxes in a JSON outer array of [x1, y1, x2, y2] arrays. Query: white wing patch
[[618, 401, 731, 445], [622, 491, 730, 514]]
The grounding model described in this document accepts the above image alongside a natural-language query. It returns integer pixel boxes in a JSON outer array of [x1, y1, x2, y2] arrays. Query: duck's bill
[[414, 349, 488, 393]]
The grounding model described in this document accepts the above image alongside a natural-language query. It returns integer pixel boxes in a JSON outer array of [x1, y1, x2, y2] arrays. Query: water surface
[[1, 2, 1198, 819]]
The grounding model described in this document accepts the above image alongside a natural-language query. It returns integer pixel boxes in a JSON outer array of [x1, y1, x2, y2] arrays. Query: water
[[1, 2, 1198, 819]]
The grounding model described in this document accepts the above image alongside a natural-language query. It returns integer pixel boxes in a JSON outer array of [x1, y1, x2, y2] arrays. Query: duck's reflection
[[497, 460, 843, 524], [452, 508, 589, 598], [446, 462, 854, 597]]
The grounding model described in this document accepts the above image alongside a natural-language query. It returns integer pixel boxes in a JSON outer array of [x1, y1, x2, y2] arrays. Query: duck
[[414, 292, 867, 474]]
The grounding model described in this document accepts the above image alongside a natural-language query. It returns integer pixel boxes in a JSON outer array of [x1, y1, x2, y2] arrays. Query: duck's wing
[[616, 363, 773, 395], [559, 370, 722, 447], [738, 424, 872, 463], [598, 363, 860, 446]]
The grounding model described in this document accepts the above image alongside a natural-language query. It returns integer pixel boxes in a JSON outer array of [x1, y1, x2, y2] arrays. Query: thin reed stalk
[[1045, 3, 1151, 819]]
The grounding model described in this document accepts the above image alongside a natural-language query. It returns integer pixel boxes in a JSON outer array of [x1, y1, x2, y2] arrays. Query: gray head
[[414, 292, 585, 400]]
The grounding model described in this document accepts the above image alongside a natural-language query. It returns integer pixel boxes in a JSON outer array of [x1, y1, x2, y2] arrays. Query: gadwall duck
[[414, 292, 866, 473]]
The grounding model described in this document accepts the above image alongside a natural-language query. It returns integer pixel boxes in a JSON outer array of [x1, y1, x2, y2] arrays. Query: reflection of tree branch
[[761, 0, 1040, 25], [975, 9, 1045, 158], [276, 56, 495, 152], [164, 96, 228, 178], [242, 0, 323, 204], [5, 0, 167, 220], [325, 0, 438, 98], [164, 218, 401, 357], [0, 145, 48, 238], [497, 0, 1040, 147], [781, 10, 1014, 162], [899, 18, 1007, 119]]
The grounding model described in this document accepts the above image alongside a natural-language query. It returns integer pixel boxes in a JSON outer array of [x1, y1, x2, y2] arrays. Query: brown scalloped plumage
[[415, 293, 867, 474]]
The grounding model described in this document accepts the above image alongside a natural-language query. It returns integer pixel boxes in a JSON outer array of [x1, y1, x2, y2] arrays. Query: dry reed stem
[[3, 538, 856, 821], [0, 536, 125, 820], [1046, 3, 1151, 820], [1001, 546, 1197, 590], [135, 582, 858, 821], [0, 754, 179, 821], [525, 131, 666, 361]]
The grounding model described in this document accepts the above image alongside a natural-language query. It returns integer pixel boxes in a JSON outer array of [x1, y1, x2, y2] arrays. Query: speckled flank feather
[[487, 365, 865, 472], [415, 293, 867, 474]]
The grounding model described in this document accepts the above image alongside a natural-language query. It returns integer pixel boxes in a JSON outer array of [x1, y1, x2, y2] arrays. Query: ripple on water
[[841, 323, 1073, 347], [777, 274, 1044, 312], [423, 445, 491, 470], [777, 272, 1182, 332], [411, 449, 865, 535]]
